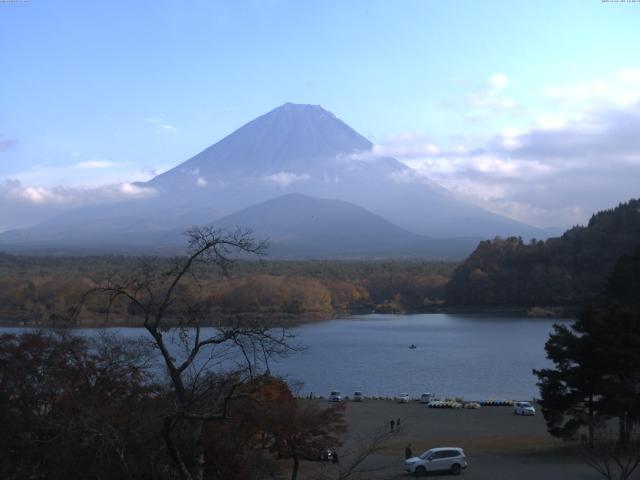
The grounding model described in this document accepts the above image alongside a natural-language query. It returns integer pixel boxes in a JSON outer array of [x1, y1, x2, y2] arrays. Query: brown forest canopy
[[445, 199, 640, 309], [0, 256, 455, 325]]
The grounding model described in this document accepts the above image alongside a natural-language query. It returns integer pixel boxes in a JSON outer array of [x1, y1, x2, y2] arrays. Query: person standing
[[390, 419, 395, 432], [332, 449, 339, 464], [397, 418, 401, 428], [405, 444, 413, 459]]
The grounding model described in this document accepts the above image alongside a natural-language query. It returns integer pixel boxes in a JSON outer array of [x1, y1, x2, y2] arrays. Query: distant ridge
[[0, 193, 480, 259], [206, 193, 479, 259]]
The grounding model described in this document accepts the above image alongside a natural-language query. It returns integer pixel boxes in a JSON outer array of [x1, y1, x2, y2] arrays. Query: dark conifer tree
[[534, 244, 640, 446]]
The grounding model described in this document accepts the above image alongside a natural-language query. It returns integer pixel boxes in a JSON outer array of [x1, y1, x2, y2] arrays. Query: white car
[[514, 401, 536, 416], [353, 391, 364, 402], [420, 393, 435, 403], [329, 390, 342, 402], [405, 447, 467, 476], [397, 393, 410, 403]]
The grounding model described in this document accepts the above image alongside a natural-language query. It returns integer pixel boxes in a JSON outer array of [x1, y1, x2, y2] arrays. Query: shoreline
[[0, 306, 577, 329]]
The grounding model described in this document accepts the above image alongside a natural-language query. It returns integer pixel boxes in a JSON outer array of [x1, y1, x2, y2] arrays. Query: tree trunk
[[189, 418, 205, 480], [618, 413, 631, 446], [162, 418, 192, 480], [288, 440, 299, 480], [588, 394, 594, 449]]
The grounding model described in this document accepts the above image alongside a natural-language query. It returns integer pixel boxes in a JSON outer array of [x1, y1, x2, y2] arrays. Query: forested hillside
[[0, 255, 454, 325], [445, 199, 640, 309]]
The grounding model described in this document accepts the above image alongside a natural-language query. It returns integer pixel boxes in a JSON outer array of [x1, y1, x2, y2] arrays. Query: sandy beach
[[296, 399, 601, 480]]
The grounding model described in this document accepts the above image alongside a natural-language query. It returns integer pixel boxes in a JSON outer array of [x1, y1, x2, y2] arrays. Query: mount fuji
[[0, 103, 548, 258]]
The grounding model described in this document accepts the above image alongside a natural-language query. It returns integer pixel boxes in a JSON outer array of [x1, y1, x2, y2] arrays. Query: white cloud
[[500, 127, 523, 149], [1, 178, 157, 207], [542, 69, 640, 110], [451, 145, 470, 155], [145, 117, 179, 133], [407, 151, 553, 183], [196, 176, 208, 187], [75, 160, 124, 169], [405, 149, 588, 227], [535, 113, 569, 130], [14, 185, 68, 204], [12, 160, 154, 188], [343, 150, 381, 163], [617, 69, 640, 82], [263, 171, 310, 187], [464, 73, 519, 114], [117, 182, 156, 198], [371, 132, 441, 158], [544, 79, 608, 103], [489, 73, 510, 90], [405, 68, 640, 227], [384, 68, 640, 228]]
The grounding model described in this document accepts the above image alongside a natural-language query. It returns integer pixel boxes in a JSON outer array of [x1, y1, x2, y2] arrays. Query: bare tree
[[94, 227, 296, 480], [581, 427, 640, 480], [312, 424, 403, 480]]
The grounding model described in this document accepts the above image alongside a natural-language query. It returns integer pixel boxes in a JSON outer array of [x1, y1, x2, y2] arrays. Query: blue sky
[[1, 0, 640, 230]]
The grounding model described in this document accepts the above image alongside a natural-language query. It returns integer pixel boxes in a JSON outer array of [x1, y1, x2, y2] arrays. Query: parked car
[[319, 448, 334, 462], [302, 446, 334, 462], [397, 393, 410, 403], [514, 401, 536, 416], [420, 393, 435, 403], [353, 391, 364, 402], [329, 390, 343, 402], [405, 447, 467, 476]]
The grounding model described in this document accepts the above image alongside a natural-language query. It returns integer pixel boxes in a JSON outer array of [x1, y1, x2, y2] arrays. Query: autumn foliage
[[0, 255, 454, 326], [0, 331, 166, 480], [0, 332, 346, 480], [446, 199, 640, 309]]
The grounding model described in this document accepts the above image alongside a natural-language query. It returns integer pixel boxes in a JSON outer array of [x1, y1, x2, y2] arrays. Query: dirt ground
[[295, 399, 605, 480]]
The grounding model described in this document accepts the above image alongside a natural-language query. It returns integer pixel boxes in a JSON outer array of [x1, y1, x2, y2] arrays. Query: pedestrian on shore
[[397, 417, 401, 428], [332, 449, 339, 464], [405, 443, 413, 459], [390, 419, 395, 432]]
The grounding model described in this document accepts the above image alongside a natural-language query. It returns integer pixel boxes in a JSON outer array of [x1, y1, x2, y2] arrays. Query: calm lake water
[[274, 313, 569, 400], [0, 313, 570, 401]]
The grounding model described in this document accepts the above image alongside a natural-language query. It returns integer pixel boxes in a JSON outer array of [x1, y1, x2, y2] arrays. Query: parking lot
[[297, 399, 603, 479]]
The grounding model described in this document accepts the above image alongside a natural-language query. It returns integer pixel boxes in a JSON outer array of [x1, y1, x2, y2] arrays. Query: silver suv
[[405, 447, 467, 476]]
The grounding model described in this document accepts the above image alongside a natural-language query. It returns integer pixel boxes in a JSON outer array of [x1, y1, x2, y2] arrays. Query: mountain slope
[[445, 198, 640, 308], [142, 103, 543, 239], [149, 103, 372, 187], [0, 193, 479, 259], [204, 193, 478, 259]]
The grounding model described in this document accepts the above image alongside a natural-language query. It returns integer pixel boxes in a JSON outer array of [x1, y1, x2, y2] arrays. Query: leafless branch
[[581, 428, 640, 480]]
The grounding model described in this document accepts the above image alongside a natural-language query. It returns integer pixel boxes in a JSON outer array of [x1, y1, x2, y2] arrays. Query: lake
[[272, 313, 569, 400], [0, 313, 569, 401]]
